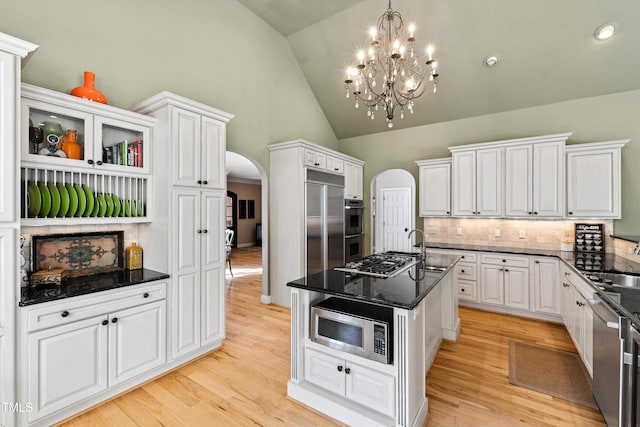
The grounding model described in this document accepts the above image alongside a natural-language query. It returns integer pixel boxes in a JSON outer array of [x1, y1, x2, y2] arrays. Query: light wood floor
[[58, 247, 605, 426]]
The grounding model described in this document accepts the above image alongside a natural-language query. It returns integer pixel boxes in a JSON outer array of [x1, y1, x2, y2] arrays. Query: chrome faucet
[[407, 228, 426, 262]]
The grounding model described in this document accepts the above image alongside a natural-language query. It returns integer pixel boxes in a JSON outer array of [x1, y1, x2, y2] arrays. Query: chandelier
[[344, 0, 440, 128]]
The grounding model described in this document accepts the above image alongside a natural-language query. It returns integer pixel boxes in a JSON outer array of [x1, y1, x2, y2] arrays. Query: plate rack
[[21, 165, 149, 225]]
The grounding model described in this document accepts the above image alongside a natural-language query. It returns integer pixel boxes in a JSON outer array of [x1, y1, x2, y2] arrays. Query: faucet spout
[[407, 228, 426, 262]]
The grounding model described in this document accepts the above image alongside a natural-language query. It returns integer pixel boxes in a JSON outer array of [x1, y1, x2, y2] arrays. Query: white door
[[109, 300, 166, 387], [381, 187, 412, 252]]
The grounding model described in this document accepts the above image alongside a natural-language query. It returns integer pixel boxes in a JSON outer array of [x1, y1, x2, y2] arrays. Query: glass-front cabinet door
[[94, 116, 150, 175]]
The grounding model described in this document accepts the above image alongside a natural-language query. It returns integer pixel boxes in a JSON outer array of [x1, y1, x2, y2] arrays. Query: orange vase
[[70, 71, 107, 104], [59, 129, 82, 160]]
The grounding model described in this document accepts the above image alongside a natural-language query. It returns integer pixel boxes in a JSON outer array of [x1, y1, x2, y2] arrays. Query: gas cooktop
[[334, 252, 419, 278]]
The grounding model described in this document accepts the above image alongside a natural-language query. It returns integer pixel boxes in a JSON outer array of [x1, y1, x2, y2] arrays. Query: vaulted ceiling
[[236, 0, 640, 139]]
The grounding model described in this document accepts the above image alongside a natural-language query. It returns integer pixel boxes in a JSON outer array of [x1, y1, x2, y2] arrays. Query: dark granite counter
[[286, 255, 459, 310], [20, 268, 170, 306]]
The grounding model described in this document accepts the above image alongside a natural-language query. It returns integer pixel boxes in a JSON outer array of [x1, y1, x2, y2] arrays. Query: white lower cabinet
[[21, 282, 167, 424], [480, 254, 530, 310], [533, 257, 560, 315], [305, 348, 395, 417]]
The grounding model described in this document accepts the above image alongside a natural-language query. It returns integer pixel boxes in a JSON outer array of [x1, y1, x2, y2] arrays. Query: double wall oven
[[344, 199, 363, 263]]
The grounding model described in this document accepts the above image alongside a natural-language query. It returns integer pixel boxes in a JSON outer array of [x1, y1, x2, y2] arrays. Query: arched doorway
[[225, 151, 270, 304]]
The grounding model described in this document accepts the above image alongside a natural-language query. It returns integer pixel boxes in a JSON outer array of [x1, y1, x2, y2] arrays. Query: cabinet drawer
[[457, 280, 476, 301], [24, 281, 166, 332], [455, 262, 477, 280], [457, 252, 477, 263], [481, 253, 529, 268]]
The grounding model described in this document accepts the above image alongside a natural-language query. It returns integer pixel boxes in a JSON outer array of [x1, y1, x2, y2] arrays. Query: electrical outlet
[[456, 227, 462, 236], [519, 230, 526, 239], [494, 229, 501, 237]]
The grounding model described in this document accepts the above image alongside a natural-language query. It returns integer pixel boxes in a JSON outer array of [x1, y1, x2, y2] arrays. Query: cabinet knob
[[534, 212, 538, 215], [334, 168, 339, 171], [461, 288, 465, 292], [61, 310, 69, 318], [568, 212, 573, 215], [197, 180, 202, 184], [461, 256, 465, 259], [203, 180, 208, 185], [345, 367, 351, 374], [87, 159, 94, 165], [203, 229, 208, 234], [337, 365, 343, 372], [502, 259, 506, 263], [197, 229, 202, 234], [101, 319, 108, 326], [528, 211, 532, 215], [575, 301, 580, 306], [111, 317, 118, 323], [446, 211, 450, 215], [96, 160, 103, 165], [143, 292, 149, 298], [505, 269, 509, 272], [535, 260, 539, 264], [461, 269, 465, 273]]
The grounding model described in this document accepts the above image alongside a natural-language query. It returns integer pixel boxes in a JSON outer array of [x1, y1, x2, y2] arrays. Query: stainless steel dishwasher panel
[[590, 294, 624, 427]]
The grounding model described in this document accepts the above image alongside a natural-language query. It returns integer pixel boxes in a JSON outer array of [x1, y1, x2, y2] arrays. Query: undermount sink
[[590, 272, 640, 289]]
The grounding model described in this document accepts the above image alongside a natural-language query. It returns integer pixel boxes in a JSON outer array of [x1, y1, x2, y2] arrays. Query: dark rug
[[508, 340, 598, 409]]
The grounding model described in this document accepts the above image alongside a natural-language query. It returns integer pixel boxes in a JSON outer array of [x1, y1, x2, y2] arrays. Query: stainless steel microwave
[[310, 297, 393, 364]]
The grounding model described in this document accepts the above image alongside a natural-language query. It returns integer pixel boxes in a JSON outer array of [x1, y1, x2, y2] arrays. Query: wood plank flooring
[[57, 247, 605, 426]]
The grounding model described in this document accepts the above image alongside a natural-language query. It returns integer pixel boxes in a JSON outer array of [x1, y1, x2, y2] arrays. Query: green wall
[[339, 90, 640, 236], [1, 0, 339, 173]]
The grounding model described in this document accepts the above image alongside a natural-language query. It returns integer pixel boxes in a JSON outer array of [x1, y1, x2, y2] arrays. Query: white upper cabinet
[[566, 140, 627, 218], [451, 147, 502, 217], [344, 161, 363, 200], [416, 158, 450, 216], [505, 138, 565, 217]]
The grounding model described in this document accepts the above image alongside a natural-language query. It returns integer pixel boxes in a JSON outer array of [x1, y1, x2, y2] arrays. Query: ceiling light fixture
[[483, 54, 499, 68], [343, 0, 440, 128], [594, 22, 618, 41]]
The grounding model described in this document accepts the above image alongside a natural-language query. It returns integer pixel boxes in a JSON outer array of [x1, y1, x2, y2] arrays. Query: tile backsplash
[[422, 217, 614, 252]]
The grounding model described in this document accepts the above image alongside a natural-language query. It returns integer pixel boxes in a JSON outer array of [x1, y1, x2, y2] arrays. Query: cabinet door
[[171, 108, 201, 187], [481, 264, 504, 305], [201, 116, 226, 189], [567, 148, 620, 218], [452, 151, 476, 216], [504, 267, 530, 310], [583, 302, 593, 377], [27, 316, 108, 422], [345, 361, 395, 417], [533, 141, 563, 217], [476, 148, 503, 217], [94, 115, 151, 175], [344, 162, 363, 200], [560, 280, 574, 334], [326, 156, 344, 174], [304, 348, 345, 395], [0, 50, 17, 222], [504, 145, 532, 217], [533, 258, 560, 314], [419, 163, 451, 216], [571, 286, 584, 352], [108, 300, 166, 387], [171, 190, 201, 357], [201, 190, 225, 345]]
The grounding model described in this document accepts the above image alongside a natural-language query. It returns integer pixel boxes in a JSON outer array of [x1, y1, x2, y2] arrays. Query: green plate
[[47, 182, 61, 218], [74, 184, 86, 217], [124, 199, 131, 217], [137, 199, 144, 217], [38, 182, 51, 218], [82, 184, 94, 217], [105, 193, 114, 217], [91, 193, 99, 216], [131, 200, 137, 217], [97, 193, 107, 217], [66, 183, 78, 217], [56, 183, 70, 217], [112, 194, 121, 217], [27, 181, 41, 218]]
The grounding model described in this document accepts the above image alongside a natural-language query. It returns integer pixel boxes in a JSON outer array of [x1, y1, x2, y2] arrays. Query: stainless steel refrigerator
[[305, 169, 344, 275]]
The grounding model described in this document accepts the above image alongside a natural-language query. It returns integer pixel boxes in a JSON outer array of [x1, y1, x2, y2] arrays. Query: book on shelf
[[105, 140, 143, 167]]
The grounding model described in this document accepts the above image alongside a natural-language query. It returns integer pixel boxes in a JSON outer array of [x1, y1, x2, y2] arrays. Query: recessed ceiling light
[[594, 22, 618, 41], [483, 54, 500, 68]]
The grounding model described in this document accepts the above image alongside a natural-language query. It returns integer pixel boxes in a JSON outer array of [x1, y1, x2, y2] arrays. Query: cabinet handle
[[334, 168, 339, 171], [563, 282, 569, 288], [111, 317, 118, 323], [477, 211, 481, 215], [502, 259, 506, 263], [203, 229, 208, 234], [87, 159, 94, 165], [203, 180, 208, 185], [575, 301, 580, 306], [461, 269, 465, 273], [535, 260, 539, 264], [528, 211, 532, 215], [345, 367, 351, 374], [505, 269, 509, 272], [564, 272, 570, 276], [96, 160, 103, 165], [568, 212, 573, 215], [143, 292, 149, 298], [534, 212, 538, 215], [101, 320, 108, 326], [461, 256, 465, 259], [337, 365, 343, 372], [446, 211, 450, 214], [197, 229, 202, 234], [461, 288, 465, 292], [61, 310, 69, 318], [197, 180, 202, 184]]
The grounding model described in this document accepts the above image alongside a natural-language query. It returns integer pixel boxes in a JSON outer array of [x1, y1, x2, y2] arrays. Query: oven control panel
[[374, 324, 386, 356]]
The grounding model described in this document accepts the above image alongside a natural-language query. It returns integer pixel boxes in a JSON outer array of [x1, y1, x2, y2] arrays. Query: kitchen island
[[286, 253, 459, 427]]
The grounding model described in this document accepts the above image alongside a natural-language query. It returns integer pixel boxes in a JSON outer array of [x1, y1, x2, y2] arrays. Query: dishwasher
[[591, 293, 627, 427]]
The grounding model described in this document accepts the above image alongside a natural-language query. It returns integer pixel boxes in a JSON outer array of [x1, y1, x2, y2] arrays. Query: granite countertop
[[287, 254, 459, 310], [20, 268, 170, 306]]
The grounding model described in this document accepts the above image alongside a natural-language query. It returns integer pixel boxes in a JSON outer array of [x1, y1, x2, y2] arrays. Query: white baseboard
[[260, 294, 271, 304]]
